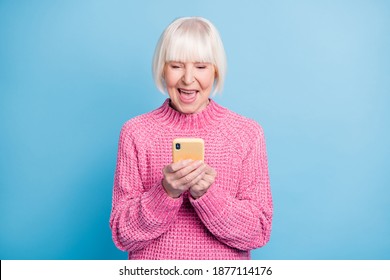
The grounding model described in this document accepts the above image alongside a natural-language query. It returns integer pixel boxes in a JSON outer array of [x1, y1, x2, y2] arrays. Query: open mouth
[[178, 88, 198, 103], [178, 88, 198, 95]]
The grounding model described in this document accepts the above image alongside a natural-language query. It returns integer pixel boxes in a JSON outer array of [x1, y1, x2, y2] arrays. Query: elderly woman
[[109, 17, 273, 260]]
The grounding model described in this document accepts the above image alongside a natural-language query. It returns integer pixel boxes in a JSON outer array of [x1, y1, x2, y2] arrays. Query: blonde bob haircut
[[152, 17, 227, 95]]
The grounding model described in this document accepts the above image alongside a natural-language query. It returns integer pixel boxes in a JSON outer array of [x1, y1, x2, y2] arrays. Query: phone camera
[[175, 143, 181, 150]]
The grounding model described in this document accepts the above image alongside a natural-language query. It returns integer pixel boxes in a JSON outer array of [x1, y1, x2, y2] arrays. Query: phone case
[[172, 138, 204, 163]]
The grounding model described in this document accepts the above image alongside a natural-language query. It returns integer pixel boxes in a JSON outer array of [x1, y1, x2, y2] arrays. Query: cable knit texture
[[109, 98, 273, 260]]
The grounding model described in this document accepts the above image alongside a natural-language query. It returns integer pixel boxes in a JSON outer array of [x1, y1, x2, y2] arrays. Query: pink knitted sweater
[[109, 99, 272, 260]]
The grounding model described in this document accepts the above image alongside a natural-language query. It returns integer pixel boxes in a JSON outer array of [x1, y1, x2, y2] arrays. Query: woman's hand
[[162, 160, 207, 198], [190, 164, 217, 199]]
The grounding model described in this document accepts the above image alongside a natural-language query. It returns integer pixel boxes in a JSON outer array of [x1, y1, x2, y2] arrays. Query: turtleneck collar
[[150, 98, 227, 131]]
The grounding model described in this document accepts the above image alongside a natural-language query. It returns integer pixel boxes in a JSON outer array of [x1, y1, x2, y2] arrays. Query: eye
[[169, 62, 183, 69], [195, 64, 207, 69]]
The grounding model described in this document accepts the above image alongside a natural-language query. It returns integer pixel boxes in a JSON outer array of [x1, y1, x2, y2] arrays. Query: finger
[[205, 165, 217, 177], [199, 173, 215, 186], [190, 178, 210, 199], [192, 179, 207, 190], [201, 175, 214, 186], [176, 160, 205, 179], [166, 159, 193, 173], [186, 170, 206, 187], [179, 163, 207, 186]]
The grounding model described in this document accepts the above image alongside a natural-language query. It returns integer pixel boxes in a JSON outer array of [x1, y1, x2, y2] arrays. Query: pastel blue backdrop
[[1, 0, 389, 260]]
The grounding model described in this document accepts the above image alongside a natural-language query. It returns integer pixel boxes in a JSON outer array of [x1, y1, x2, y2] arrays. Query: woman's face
[[164, 61, 215, 114]]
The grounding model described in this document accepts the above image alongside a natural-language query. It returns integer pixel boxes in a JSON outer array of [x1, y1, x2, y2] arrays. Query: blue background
[[1, 0, 389, 260]]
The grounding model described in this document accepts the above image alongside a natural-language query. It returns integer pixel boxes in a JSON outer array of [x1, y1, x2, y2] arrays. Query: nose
[[182, 65, 195, 85]]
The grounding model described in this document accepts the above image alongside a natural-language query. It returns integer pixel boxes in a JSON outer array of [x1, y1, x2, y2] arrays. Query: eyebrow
[[167, 61, 211, 64]]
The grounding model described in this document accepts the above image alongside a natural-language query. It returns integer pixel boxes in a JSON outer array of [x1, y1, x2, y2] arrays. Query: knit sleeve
[[109, 122, 183, 252], [190, 122, 273, 251]]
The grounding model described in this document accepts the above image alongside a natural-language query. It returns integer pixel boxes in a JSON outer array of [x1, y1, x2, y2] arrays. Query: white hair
[[152, 17, 227, 95]]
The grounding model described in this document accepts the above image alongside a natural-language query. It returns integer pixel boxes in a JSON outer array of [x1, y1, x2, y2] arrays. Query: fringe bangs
[[165, 28, 214, 63]]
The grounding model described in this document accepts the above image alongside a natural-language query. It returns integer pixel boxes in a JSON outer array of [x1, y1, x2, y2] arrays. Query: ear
[[162, 77, 167, 88], [214, 66, 219, 79], [162, 64, 166, 79], [162, 65, 167, 85]]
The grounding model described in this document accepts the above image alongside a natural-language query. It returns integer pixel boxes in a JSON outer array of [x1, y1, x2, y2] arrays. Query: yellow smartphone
[[172, 138, 204, 163]]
